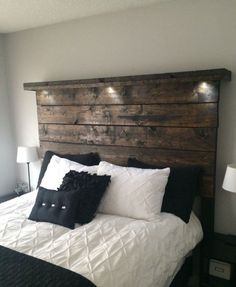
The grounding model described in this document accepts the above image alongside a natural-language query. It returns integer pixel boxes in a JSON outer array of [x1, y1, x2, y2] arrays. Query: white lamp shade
[[17, 146, 38, 163], [222, 164, 236, 193]]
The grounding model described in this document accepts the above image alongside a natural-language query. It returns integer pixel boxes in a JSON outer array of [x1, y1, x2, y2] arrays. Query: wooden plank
[[35, 81, 219, 105], [24, 68, 231, 90], [37, 103, 218, 127], [39, 142, 215, 197], [39, 124, 216, 152], [39, 141, 215, 175], [200, 176, 214, 198]]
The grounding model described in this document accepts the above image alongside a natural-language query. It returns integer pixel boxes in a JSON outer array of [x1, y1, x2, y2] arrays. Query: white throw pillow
[[97, 161, 170, 220], [40, 155, 98, 190]]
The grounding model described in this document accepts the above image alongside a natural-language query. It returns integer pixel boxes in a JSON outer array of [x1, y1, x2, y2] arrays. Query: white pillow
[[97, 161, 170, 220], [40, 155, 98, 190]]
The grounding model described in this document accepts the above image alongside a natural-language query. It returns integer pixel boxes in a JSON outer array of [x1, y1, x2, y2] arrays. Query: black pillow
[[37, 151, 100, 188], [59, 171, 111, 224], [127, 158, 201, 223], [29, 187, 79, 229]]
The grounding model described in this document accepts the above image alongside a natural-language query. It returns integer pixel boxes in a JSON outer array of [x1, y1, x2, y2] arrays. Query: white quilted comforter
[[0, 191, 203, 287]]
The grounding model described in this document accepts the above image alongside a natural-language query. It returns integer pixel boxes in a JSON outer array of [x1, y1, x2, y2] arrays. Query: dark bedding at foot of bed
[[0, 245, 96, 287]]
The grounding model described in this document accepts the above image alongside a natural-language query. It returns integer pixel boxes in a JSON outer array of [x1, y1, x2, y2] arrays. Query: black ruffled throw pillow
[[59, 170, 111, 224]]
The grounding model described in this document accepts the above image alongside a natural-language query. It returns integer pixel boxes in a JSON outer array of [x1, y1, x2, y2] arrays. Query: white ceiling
[[0, 0, 170, 33]]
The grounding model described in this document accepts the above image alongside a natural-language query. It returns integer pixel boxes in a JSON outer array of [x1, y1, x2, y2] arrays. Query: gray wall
[[0, 35, 16, 196], [4, 0, 236, 234]]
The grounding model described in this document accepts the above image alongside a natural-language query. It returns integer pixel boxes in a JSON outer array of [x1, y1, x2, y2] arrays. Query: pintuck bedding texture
[[0, 191, 203, 287], [97, 161, 170, 220], [127, 158, 201, 223]]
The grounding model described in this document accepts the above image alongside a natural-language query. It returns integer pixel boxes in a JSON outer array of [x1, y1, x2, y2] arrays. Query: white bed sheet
[[0, 191, 203, 287]]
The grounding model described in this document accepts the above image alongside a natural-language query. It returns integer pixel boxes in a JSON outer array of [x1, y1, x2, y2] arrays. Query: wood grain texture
[[39, 141, 215, 175], [24, 68, 231, 90], [38, 103, 217, 127], [39, 124, 217, 152], [36, 81, 219, 105], [40, 141, 215, 197], [25, 69, 232, 234], [24, 68, 232, 201]]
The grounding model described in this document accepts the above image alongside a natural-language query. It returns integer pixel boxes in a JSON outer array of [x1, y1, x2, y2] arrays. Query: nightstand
[[0, 193, 18, 203], [201, 233, 236, 287]]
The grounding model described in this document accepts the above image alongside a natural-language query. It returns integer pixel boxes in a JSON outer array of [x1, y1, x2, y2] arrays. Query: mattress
[[0, 191, 203, 287]]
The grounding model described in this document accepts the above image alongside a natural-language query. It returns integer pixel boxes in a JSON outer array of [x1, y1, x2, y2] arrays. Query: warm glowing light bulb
[[107, 87, 115, 93], [200, 82, 208, 90], [198, 82, 211, 95]]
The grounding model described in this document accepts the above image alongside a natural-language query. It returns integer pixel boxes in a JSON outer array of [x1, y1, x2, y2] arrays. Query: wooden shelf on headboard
[[24, 68, 231, 234], [24, 68, 231, 90]]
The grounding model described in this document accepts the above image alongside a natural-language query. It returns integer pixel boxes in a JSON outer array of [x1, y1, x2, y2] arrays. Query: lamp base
[[27, 162, 31, 192]]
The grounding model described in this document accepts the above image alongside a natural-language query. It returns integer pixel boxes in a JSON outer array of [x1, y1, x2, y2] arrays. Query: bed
[[0, 191, 202, 287], [0, 68, 231, 287]]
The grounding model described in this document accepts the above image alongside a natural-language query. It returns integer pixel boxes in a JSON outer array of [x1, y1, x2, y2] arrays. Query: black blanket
[[0, 245, 96, 287]]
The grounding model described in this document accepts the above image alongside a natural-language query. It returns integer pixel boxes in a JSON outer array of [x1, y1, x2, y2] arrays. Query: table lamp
[[17, 146, 38, 192], [222, 163, 236, 245]]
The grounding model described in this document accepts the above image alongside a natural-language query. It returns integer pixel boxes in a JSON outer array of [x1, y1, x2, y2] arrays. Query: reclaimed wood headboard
[[24, 68, 231, 234]]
